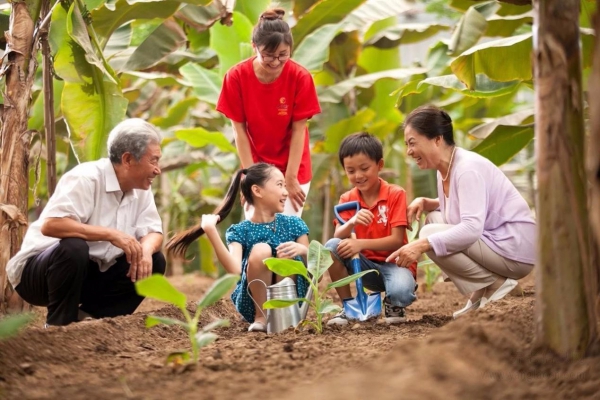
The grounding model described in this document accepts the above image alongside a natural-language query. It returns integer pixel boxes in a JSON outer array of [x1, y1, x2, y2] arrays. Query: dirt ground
[[1, 273, 599, 400]]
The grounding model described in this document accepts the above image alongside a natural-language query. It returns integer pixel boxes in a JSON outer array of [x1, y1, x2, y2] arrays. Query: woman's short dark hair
[[404, 105, 455, 146], [252, 8, 293, 53]]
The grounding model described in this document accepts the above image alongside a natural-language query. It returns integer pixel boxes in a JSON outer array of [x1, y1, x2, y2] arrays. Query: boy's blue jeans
[[325, 238, 417, 308]]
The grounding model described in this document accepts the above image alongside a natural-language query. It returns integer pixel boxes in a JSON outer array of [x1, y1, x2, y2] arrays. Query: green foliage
[[418, 259, 442, 292], [263, 240, 375, 333], [0, 314, 34, 340], [135, 274, 239, 363]]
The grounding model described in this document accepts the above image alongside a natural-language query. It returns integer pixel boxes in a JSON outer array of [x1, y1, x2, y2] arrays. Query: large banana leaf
[[324, 108, 376, 153], [176, 128, 237, 153], [292, 0, 365, 48], [179, 63, 222, 105], [359, 18, 403, 123], [471, 124, 534, 166], [398, 74, 522, 100], [151, 97, 199, 129], [452, 29, 595, 90], [486, 12, 532, 37], [343, 0, 414, 32], [91, 0, 181, 44], [68, 0, 118, 84], [318, 67, 427, 103], [469, 109, 534, 139], [210, 11, 253, 77], [326, 30, 361, 77], [448, 1, 499, 56], [294, 23, 342, 72], [176, 3, 226, 32], [234, 0, 269, 25], [119, 19, 187, 72], [365, 23, 449, 48], [451, 33, 532, 90], [294, 0, 319, 17], [62, 80, 128, 161]]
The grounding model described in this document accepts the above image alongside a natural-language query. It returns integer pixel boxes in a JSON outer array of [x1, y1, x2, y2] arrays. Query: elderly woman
[[387, 105, 536, 318]]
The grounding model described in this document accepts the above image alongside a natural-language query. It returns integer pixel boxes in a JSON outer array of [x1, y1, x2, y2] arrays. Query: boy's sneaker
[[327, 310, 349, 326], [384, 297, 406, 324]]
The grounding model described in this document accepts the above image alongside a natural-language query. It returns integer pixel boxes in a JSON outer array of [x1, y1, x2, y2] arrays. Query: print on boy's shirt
[[277, 97, 288, 116], [377, 205, 388, 226]]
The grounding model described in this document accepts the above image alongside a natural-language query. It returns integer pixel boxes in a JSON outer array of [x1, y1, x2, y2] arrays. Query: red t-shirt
[[216, 57, 321, 184], [334, 179, 416, 278]]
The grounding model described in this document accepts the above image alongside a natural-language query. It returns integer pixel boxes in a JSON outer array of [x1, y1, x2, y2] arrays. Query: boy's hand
[[276, 241, 307, 259], [201, 214, 220, 231], [337, 238, 363, 259], [349, 209, 374, 227], [406, 198, 425, 230]]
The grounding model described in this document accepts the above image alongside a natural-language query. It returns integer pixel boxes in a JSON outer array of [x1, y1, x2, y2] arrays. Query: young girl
[[166, 163, 309, 332]]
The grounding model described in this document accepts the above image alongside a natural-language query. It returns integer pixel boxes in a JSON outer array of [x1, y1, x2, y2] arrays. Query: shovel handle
[[334, 201, 360, 226]]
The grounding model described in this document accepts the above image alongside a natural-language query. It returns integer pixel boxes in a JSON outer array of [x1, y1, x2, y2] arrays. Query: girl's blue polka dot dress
[[226, 213, 309, 323]]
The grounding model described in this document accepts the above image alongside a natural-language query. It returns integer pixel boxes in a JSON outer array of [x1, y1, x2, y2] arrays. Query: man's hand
[[276, 241, 308, 259], [110, 230, 143, 280], [337, 238, 363, 259], [285, 176, 306, 212], [349, 209, 374, 227], [128, 246, 153, 282]]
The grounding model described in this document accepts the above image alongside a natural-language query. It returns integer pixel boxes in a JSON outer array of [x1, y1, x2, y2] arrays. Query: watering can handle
[[246, 279, 268, 322], [334, 201, 360, 226]]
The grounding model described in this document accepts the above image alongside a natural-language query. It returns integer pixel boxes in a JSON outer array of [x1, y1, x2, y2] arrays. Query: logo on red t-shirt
[[278, 97, 288, 116], [377, 205, 388, 226]]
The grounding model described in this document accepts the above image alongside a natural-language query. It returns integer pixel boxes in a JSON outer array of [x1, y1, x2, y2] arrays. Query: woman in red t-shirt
[[216, 8, 321, 217]]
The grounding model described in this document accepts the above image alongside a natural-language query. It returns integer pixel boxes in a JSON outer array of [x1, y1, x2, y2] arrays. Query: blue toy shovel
[[334, 201, 382, 321]]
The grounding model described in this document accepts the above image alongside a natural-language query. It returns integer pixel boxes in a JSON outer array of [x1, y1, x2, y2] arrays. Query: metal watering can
[[248, 277, 312, 334]]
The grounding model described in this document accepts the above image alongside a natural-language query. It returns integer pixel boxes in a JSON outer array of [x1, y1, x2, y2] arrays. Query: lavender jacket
[[427, 148, 536, 264]]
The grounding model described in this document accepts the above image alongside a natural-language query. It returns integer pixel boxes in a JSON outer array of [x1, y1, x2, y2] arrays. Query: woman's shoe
[[248, 321, 267, 332], [452, 298, 481, 319], [480, 278, 518, 308]]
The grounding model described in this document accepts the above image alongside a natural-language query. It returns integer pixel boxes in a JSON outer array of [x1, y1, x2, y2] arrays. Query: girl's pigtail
[[166, 169, 245, 258]]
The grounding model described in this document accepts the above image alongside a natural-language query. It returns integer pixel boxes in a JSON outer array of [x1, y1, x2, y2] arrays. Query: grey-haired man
[[7, 119, 166, 326]]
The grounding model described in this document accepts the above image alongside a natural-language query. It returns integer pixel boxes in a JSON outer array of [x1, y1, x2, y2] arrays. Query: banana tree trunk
[[533, 0, 597, 359], [0, 0, 44, 313], [589, 1, 600, 271]]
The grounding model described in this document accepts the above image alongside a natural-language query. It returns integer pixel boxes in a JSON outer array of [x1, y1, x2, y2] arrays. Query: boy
[[325, 132, 417, 325]]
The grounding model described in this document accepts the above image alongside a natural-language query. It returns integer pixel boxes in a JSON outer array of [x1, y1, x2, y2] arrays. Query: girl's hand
[[201, 214, 220, 231], [406, 197, 425, 231], [349, 209, 374, 227], [285, 176, 306, 212], [276, 241, 307, 259], [337, 238, 363, 259]]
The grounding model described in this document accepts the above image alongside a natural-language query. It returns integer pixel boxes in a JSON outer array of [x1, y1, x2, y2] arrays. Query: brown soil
[[1, 273, 599, 400]]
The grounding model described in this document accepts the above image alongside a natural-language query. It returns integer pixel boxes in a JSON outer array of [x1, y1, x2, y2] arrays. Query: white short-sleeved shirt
[[7, 158, 163, 287]]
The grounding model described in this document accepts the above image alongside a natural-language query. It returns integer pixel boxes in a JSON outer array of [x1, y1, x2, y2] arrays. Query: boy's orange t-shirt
[[334, 178, 417, 278]]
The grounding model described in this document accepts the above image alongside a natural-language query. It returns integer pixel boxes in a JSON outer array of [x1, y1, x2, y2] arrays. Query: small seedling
[[135, 273, 239, 363], [262, 240, 375, 334], [407, 217, 442, 292], [418, 258, 442, 292], [0, 313, 34, 340]]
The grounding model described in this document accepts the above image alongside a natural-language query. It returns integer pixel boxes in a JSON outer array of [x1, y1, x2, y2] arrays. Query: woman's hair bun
[[260, 8, 285, 20]]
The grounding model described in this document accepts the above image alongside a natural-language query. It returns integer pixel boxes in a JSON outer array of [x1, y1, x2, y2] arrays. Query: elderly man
[[6, 119, 166, 326]]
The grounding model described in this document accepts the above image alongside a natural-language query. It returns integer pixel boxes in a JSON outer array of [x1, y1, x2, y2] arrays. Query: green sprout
[[0, 313, 34, 340], [135, 273, 239, 363], [407, 218, 442, 292], [263, 240, 375, 334]]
